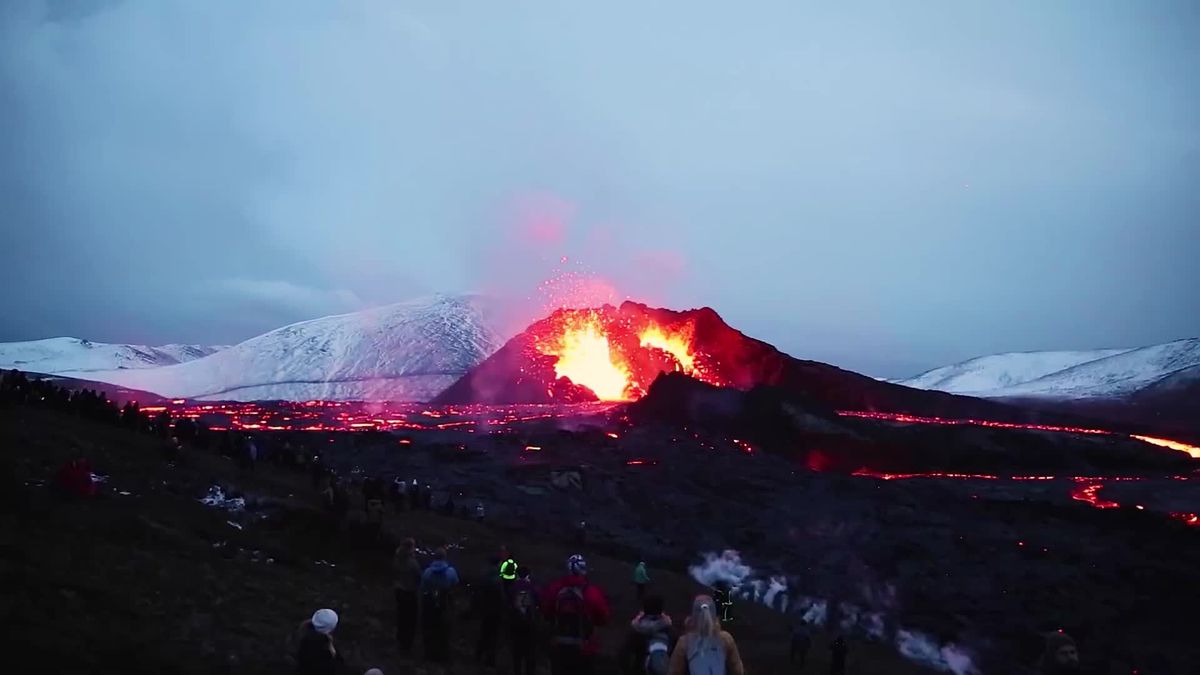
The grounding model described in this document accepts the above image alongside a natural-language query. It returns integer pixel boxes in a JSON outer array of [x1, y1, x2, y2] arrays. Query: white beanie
[[311, 608, 339, 634], [364, 670, 384, 675]]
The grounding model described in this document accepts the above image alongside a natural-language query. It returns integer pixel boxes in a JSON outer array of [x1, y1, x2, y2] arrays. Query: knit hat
[[568, 554, 587, 575], [311, 608, 339, 634], [364, 670, 384, 675]]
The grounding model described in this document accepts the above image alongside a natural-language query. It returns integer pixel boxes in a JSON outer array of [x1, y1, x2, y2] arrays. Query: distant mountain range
[[0, 338, 225, 374], [4, 302, 1194, 411], [2, 295, 501, 402], [898, 338, 1200, 399]]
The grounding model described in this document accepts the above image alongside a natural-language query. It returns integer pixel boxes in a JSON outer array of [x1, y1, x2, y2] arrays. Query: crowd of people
[[297, 546, 753, 675], [3, 370, 1090, 674]]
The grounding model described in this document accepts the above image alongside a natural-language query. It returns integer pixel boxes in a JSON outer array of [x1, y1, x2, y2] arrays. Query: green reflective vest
[[499, 558, 518, 581]]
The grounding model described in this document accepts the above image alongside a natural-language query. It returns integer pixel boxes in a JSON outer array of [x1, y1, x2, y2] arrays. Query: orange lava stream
[[1131, 435, 1200, 459]]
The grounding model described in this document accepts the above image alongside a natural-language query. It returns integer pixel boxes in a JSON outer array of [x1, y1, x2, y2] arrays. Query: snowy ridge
[[54, 295, 502, 402], [0, 337, 225, 374], [898, 349, 1130, 393], [899, 338, 1200, 399]]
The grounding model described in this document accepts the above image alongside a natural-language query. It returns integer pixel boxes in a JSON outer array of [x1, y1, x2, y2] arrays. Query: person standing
[[296, 608, 344, 675], [508, 566, 540, 675], [667, 596, 744, 675], [829, 635, 848, 675], [542, 554, 611, 675], [790, 622, 812, 669], [393, 538, 422, 653], [633, 560, 650, 601], [421, 548, 460, 668], [472, 556, 506, 668], [630, 595, 673, 675]]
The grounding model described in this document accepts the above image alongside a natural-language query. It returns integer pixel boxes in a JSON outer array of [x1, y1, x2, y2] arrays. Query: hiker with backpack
[[667, 595, 745, 675], [472, 555, 506, 667], [508, 566, 540, 675], [541, 554, 612, 675], [629, 595, 673, 675], [421, 548, 461, 668]]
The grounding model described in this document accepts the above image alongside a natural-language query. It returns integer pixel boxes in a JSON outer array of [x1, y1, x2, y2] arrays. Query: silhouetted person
[[509, 566, 540, 675], [296, 608, 343, 675], [393, 538, 421, 653], [633, 560, 650, 601], [790, 622, 812, 669], [473, 555, 505, 667], [829, 635, 848, 675]]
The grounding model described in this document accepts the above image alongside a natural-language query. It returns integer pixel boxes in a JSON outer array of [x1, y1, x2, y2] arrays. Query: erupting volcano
[[435, 302, 1115, 429]]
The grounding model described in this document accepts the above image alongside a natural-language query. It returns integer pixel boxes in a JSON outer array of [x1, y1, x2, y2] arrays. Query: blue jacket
[[422, 560, 460, 590]]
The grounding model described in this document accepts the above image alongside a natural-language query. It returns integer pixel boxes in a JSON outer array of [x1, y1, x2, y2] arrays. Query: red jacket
[[540, 574, 611, 655]]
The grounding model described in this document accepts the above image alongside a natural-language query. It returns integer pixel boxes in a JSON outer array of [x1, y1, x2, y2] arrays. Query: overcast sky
[[2, 0, 1197, 377]]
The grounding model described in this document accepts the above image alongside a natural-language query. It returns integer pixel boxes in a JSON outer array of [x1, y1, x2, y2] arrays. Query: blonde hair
[[689, 594, 720, 640]]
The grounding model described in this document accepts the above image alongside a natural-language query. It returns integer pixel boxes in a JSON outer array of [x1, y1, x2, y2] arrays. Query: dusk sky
[[2, 0, 1197, 378]]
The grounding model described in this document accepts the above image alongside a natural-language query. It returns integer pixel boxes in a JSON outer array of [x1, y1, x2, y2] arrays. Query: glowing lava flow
[[1071, 482, 1120, 509], [838, 410, 1200, 460], [1132, 435, 1200, 459]]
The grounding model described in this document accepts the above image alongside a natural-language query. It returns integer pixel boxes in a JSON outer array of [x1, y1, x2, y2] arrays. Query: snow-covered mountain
[[899, 338, 1200, 399], [53, 295, 502, 402], [898, 349, 1131, 393], [0, 337, 225, 374]]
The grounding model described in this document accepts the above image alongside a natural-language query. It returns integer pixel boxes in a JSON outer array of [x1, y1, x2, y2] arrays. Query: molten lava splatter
[[1070, 482, 1120, 509], [532, 308, 724, 401], [640, 325, 697, 373], [540, 314, 632, 400]]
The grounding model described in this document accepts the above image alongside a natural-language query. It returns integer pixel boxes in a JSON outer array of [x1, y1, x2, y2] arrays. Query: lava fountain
[[531, 307, 725, 401]]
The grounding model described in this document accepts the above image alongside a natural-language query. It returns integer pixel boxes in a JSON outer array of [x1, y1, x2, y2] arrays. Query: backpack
[[423, 567, 450, 613], [552, 584, 593, 645], [685, 635, 727, 675], [645, 642, 670, 675]]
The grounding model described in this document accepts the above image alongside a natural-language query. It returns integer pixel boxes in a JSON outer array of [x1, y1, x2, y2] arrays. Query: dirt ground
[[0, 404, 933, 675]]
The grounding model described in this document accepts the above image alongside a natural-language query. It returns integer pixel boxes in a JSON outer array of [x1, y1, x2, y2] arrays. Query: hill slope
[[898, 349, 1130, 393], [57, 295, 501, 402], [901, 338, 1200, 399], [0, 337, 224, 373]]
